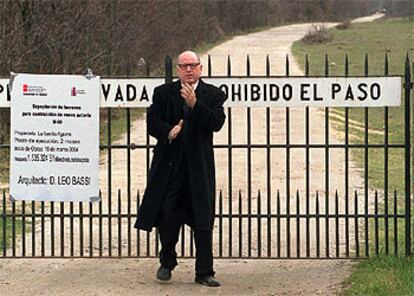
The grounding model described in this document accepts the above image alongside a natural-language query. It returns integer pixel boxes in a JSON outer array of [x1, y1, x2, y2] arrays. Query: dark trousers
[[157, 158, 214, 276]]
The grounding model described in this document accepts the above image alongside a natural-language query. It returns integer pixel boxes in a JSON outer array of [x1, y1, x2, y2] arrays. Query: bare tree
[[1, 0, 389, 141]]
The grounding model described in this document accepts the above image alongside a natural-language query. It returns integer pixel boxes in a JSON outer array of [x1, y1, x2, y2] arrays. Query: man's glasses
[[177, 63, 200, 70]]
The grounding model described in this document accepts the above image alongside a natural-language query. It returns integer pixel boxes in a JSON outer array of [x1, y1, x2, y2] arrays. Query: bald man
[[135, 51, 226, 287]]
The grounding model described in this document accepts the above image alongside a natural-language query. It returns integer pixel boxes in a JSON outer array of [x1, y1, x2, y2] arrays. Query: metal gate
[[0, 54, 412, 259]]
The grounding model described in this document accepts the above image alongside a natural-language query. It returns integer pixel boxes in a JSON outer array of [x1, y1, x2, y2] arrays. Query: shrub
[[336, 20, 352, 30], [302, 25, 333, 44]]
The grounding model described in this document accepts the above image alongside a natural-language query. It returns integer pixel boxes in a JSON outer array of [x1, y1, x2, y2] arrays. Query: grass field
[[292, 17, 414, 296], [292, 17, 413, 193]]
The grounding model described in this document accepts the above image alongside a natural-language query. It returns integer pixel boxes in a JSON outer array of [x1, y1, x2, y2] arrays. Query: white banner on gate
[[205, 77, 401, 107], [100, 78, 164, 108], [1, 76, 401, 108], [10, 74, 100, 202]]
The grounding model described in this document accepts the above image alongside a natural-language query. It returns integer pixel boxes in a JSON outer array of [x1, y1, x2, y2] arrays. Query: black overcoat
[[134, 79, 226, 231]]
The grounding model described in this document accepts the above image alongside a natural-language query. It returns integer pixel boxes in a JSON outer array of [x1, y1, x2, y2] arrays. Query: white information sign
[[1, 76, 401, 108], [10, 74, 100, 202]]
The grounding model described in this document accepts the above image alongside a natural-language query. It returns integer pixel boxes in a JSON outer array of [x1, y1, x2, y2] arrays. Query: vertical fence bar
[[70, 202, 74, 257], [2, 191, 5, 256], [146, 62, 150, 78], [31, 201, 35, 257], [79, 201, 84, 257], [89, 201, 93, 257], [394, 190, 398, 256], [324, 54, 330, 258], [99, 198, 103, 257], [384, 188, 389, 255], [355, 191, 359, 257], [11, 201, 15, 257], [266, 55, 271, 258], [412, 60, 414, 256], [219, 191, 223, 257], [364, 54, 369, 257], [41, 201, 45, 257], [257, 191, 262, 257], [106, 6, 114, 260], [296, 191, 300, 257], [316, 192, 320, 257], [305, 54, 310, 258], [226, 55, 233, 258], [107, 107, 112, 257], [127, 183, 131, 257], [267, 185, 271, 258], [137, 191, 140, 256], [285, 54, 291, 258], [375, 191, 379, 256], [335, 191, 339, 257], [22, 200, 26, 257], [276, 191, 281, 257], [126, 82, 132, 257], [59, 201, 64, 257], [344, 54, 350, 257], [404, 55, 411, 256], [118, 190, 122, 257], [238, 190, 242, 257], [246, 54, 252, 257], [51, 201, 55, 257], [384, 53, 390, 255]]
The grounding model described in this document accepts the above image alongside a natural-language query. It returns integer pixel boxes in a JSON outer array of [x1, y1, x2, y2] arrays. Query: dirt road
[[1, 14, 384, 296], [0, 258, 354, 296]]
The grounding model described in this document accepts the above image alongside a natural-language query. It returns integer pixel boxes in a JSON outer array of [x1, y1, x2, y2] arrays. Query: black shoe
[[156, 266, 172, 281], [195, 275, 221, 287]]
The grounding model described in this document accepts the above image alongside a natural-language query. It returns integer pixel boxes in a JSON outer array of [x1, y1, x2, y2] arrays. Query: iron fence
[[0, 53, 413, 259]]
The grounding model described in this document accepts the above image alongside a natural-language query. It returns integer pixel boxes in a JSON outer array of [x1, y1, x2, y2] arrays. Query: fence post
[[411, 60, 414, 256], [165, 55, 173, 83], [404, 54, 412, 256]]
